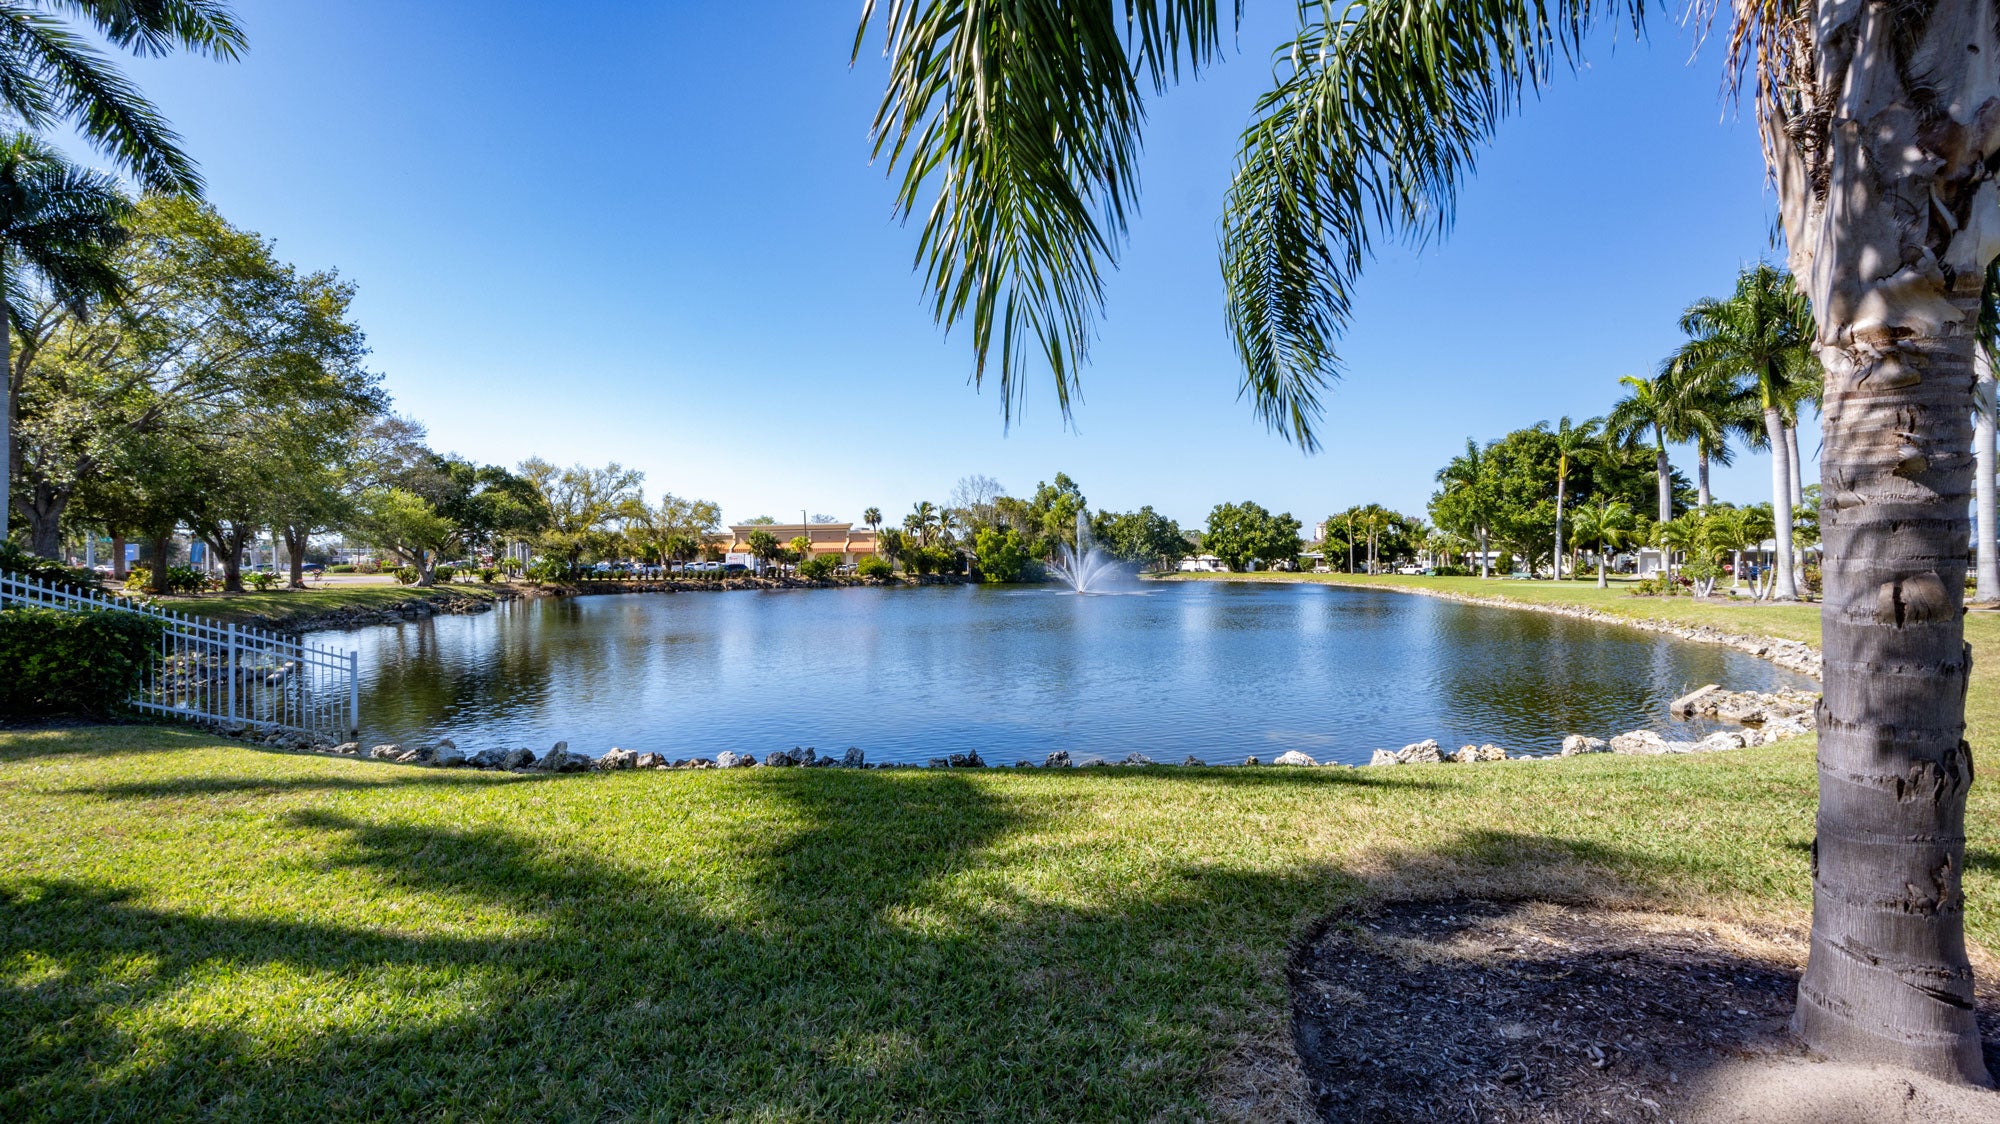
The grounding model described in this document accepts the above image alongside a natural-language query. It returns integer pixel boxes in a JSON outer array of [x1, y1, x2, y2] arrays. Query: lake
[[341, 581, 1817, 765]]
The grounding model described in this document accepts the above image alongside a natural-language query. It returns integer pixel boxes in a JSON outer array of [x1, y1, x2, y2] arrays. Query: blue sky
[[109, 2, 1806, 530]]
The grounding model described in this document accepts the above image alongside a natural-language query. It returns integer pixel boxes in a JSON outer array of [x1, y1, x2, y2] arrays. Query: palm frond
[[857, 1, 1237, 426], [0, 6, 198, 191], [1221, 1, 1646, 450]]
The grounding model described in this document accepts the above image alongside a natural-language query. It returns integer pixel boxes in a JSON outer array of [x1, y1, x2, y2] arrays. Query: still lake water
[[343, 582, 1816, 766]]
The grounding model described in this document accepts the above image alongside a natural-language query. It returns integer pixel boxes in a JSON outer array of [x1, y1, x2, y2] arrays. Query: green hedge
[[0, 607, 165, 716]]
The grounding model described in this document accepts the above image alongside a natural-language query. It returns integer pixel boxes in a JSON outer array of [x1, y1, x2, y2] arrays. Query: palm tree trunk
[[1794, 305, 1986, 1084], [1763, 406, 1799, 600], [1653, 429, 1672, 524], [1477, 528, 1488, 578], [1553, 472, 1566, 580], [111, 533, 126, 579], [1974, 345, 1998, 603], [1786, 424, 1805, 508], [1696, 446, 1712, 509], [0, 253, 10, 551], [1596, 539, 1607, 589]]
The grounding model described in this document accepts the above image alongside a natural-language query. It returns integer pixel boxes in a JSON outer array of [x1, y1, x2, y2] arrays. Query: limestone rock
[[1451, 744, 1508, 763], [330, 742, 359, 756], [1118, 752, 1156, 766], [842, 747, 866, 768], [948, 751, 986, 768], [368, 743, 403, 761], [1182, 755, 1204, 766], [1242, 756, 1261, 766], [598, 747, 639, 770], [1395, 739, 1443, 765], [1609, 730, 1669, 755], [1560, 735, 1609, 756], [1043, 750, 1072, 768], [1369, 749, 1399, 766], [1670, 684, 1723, 717], [430, 747, 467, 768], [1272, 750, 1318, 767], [927, 757, 951, 769], [765, 749, 800, 768], [502, 748, 535, 769], [634, 752, 665, 769], [1694, 731, 1748, 753], [714, 751, 754, 768]]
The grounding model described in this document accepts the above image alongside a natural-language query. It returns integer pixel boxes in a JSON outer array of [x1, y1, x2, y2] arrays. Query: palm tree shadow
[[0, 782, 1866, 1120]]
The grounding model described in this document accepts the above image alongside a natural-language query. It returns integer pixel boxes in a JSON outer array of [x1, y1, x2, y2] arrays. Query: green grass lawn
[[4, 725, 2000, 1120], [8, 577, 2000, 1117], [144, 582, 512, 629]]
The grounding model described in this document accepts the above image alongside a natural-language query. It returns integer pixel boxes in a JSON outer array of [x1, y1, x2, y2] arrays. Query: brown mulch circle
[[1288, 899, 2000, 1123]]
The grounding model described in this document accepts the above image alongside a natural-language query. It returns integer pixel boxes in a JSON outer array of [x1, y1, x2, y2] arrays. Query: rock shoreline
[[226, 681, 1820, 775]]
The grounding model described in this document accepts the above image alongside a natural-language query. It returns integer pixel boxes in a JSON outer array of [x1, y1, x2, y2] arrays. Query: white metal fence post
[[226, 622, 238, 723], [349, 650, 360, 736]]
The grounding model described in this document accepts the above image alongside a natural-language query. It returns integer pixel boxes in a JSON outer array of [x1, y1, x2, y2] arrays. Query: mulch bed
[[1288, 899, 2000, 1122]]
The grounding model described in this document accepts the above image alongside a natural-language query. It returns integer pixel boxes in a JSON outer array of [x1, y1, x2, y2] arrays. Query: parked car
[[722, 563, 749, 574]]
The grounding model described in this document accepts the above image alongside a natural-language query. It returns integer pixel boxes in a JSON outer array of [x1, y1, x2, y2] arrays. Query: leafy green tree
[[518, 459, 643, 569], [1091, 506, 1186, 571], [1202, 501, 1300, 572], [354, 488, 456, 586], [973, 526, 1028, 582]]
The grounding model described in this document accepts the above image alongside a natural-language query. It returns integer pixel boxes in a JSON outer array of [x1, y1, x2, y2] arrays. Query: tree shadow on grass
[[0, 771, 1770, 1121]]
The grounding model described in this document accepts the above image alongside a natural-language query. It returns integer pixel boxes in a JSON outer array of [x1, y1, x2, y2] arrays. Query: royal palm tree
[[0, 134, 130, 552], [1673, 264, 1819, 602], [861, 2, 1998, 1077], [862, 505, 882, 535], [1607, 374, 1680, 527], [1659, 355, 1756, 509], [1547, 415, 1601, 580]]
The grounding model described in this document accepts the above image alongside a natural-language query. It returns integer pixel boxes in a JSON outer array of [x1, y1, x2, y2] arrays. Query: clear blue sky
[[110, 2, 1807, 530]]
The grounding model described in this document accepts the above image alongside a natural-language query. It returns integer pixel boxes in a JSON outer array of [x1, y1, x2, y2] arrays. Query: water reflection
[[347, 583, 1816, 765]]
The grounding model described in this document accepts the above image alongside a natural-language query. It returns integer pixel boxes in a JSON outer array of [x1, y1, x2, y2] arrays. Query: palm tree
[[1569, 497, 1633, 589], [1607, 374, 1679, 527], [1673, 265, 1819, 602], [861, 2, 1996, 1078], [0, 134, 131, 553], [862, 506, 882, 535], [1548, 415, 1601, 579], [1434, 439, 1493, 578], [1659, 355, 1756, 509]]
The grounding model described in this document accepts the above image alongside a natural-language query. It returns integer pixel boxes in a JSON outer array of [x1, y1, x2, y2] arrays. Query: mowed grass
[[8, 576, 2000, 1118], [143, 582, 511, 629]]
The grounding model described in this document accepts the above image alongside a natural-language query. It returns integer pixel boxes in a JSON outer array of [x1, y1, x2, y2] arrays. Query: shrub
[[856, 555, 893, 579], [478, 567, 499, 583], [525, 558, 573, 584], [122, 566, 207, 595], [433, 565, 457, 585], [798, 554, 840, 580], [393, 566, 419, 586], [0, 543, 98, 589], [246, 571, 277, 591], [974, 528, 1029, 583], [0, 607, 164, 716], [355, 558, 382, 575], [328, 563, 356, 574]]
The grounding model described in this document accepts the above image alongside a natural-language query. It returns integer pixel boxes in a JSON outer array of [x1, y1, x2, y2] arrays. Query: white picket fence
[[1, 570, 359, 739]]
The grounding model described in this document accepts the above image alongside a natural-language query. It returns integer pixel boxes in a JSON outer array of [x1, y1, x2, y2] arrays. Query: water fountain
[[1047, 508, 1122, 593]]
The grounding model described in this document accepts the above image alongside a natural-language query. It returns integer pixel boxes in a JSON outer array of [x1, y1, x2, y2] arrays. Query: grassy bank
[[3, 725, 1999, 1119], [143, 582, 513, 630], [1159, 571, 2000, 748]]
